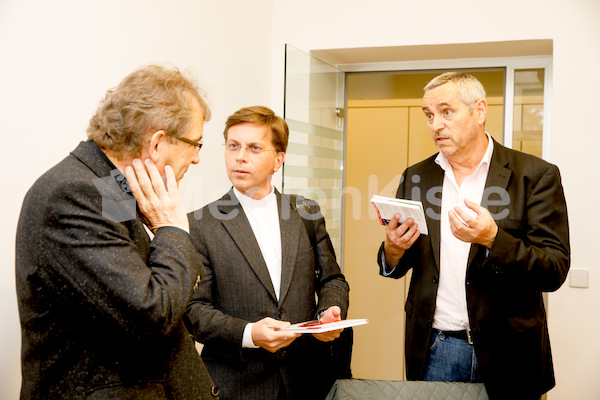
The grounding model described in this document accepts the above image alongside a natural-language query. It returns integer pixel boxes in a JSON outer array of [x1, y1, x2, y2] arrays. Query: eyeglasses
[[223, 143, 278, 155], [175, 136, 203, 153]]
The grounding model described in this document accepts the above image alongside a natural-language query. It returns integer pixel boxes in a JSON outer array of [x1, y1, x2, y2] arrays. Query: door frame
[[326, 55, 553, 160]]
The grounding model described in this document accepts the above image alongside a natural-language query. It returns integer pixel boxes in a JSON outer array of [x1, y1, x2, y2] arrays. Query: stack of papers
[[277, 319, 368, 334], [370, 194, 428, 235]]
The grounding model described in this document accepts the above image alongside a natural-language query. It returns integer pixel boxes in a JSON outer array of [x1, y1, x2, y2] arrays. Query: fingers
[[145, 159, 167, 197], [319, 306, 342, 323], [451, 208, 470, 227], [164, 165, 178, 193], [313, 328, 343, 342], [125, 159, 160, 201], [123, 159, 188, 233], [464, 198, 483, 214], [252, 318, 300, 353], [386, 216, 420, 250], [449, 205, 498, 248], [124, 164, 143, 202]]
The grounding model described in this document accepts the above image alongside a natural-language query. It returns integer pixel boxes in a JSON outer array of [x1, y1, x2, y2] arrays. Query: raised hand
[[124, 158, 189, 233]]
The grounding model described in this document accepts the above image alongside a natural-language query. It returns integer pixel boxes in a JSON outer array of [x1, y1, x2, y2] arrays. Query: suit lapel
[[422, 161, 444, 271], [277, 191, 300, 307], [71, 141, 150, 253], [467, 140, 512, 266], [218, 190, 278, 302]]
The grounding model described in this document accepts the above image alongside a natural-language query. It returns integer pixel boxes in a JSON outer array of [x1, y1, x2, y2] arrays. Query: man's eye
[[443, 109, 452, 115], [229, 143, 239, 149], [251, 145, 262, 152], [425, 114, 433, 120]]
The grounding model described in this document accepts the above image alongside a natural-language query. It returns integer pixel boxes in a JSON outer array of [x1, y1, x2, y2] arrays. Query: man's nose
[[236, 146, 249, 161]]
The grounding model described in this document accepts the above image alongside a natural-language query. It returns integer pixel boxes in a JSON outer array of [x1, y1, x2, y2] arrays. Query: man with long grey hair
[[16, 65, 219, 399]]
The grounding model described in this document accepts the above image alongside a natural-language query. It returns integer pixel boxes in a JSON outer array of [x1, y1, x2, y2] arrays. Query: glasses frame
[[223, 143, 278, 155], [175, 135, 203, 152]]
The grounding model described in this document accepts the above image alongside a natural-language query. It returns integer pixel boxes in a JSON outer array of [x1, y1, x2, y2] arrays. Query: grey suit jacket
[[16, 141, 218, 399], [187, 189, 349, 400], [378, 139, 570, 400]]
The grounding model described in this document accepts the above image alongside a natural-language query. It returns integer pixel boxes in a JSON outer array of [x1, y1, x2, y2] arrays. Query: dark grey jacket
[[187, 189, 350, 400], [16, 141, 218, 399]]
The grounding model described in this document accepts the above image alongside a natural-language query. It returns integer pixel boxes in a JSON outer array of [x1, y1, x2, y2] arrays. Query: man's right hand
[[383, 214, 420, 268], [251, 317, 301, 353], [124, 158, 189, 233]]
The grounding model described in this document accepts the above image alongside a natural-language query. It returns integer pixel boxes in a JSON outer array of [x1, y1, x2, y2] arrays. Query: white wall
[[1, 0, 598, 399], [0, 1, 275, 398]]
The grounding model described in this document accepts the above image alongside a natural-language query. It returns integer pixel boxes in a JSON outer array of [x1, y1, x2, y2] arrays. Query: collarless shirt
[[432, 133, 494, 331]]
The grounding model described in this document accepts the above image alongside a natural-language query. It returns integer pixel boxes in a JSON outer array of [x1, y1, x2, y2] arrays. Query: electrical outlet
[[569, 269, 589, 288]]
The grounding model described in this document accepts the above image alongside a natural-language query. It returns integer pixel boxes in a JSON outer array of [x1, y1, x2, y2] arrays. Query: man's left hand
[[449, 199, 498, 248], [312, 306, 343, 342]]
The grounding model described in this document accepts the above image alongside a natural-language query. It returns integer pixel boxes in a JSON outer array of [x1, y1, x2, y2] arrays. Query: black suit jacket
[[16, 141, 218, 399], [378, 139, 570, 399], [187, 189, 350, 400]]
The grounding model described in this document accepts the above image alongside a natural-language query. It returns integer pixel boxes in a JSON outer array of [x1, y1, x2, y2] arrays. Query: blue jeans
[[423, 329, 483, 383]]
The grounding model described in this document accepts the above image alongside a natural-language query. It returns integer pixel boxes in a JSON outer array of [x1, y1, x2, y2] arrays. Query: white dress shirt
[[381, 133, 494, 332], [233, 187, 282, 348], [433, 133, 493, 331]]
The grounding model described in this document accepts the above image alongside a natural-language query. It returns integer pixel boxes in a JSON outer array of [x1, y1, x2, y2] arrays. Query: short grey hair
[[424, 72, 486, 112]]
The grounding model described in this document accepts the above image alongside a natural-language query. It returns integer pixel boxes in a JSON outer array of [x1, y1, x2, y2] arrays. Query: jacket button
[[432, 276, 439, 284], [211, 385, 219, 397]]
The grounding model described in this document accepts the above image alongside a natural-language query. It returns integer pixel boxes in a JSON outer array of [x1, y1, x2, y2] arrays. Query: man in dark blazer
[[16, 65, 218, 399], [186, 106, 350, 400], [378, 72, 569, 400]]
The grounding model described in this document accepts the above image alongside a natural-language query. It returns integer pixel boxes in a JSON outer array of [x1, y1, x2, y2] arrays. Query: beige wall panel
[[344, 107, 409, 380], [486, 104, 504, 145], [408, 107, 438, 166]]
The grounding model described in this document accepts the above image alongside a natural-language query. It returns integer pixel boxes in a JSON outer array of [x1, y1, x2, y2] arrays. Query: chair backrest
[[325, 379, 489, 400]]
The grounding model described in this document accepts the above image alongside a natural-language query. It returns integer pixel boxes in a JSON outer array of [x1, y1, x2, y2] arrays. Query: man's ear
[[475, 99, 488, 125], [147, 130, 166, 162], [273, 152, 285, 173]]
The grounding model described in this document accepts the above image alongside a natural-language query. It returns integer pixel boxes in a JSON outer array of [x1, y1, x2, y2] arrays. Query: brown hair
[[223, 106, 288, 153], [87, 65, 210, 158]]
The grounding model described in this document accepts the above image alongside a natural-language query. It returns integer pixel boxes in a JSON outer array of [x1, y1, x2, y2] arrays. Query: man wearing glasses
[[186, 106, 350, 400], [16, 65, 218, 399]]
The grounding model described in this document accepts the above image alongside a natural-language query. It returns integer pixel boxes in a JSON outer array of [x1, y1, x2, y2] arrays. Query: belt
[[436, 329, 473, 344]]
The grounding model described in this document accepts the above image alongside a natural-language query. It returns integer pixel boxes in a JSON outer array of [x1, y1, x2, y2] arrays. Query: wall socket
[[569, 269, 589, 288]]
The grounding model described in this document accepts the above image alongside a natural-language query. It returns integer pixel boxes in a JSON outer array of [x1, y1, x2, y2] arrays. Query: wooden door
[[344, 105, 409, 380]]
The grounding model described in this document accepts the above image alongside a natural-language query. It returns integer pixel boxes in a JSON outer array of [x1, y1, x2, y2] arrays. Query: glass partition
[[512, 69, 545, 157], [283, 44, 345, 259]]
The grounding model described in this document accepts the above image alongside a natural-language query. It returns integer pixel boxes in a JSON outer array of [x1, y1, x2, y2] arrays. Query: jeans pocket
[[428, 331, 441, 352]]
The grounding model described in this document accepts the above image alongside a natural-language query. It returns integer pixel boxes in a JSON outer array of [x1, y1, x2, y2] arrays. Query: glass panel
[[512, 69, 544, 157], [283, 44, 345, 259]]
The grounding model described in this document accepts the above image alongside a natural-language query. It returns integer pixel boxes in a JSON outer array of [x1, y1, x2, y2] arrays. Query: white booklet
[[370, 194, 428, 235], [277, 318, 368, 334]]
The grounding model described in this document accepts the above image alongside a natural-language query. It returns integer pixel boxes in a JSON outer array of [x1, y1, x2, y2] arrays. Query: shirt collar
[[233, 186, 276, 210], [435, 132, 494, 173]]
